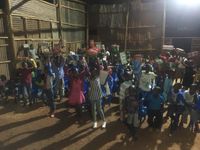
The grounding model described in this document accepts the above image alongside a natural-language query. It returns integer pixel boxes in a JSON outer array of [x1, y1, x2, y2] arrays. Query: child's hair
[[0, 75, 7, 81], [190, 84, 197, 93], [173, 83, 182, 93], [90, 69, 99, 79], [22, 61, 28, 68]]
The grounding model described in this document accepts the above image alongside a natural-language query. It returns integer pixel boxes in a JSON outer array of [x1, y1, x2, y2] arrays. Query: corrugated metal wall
[[0, 10, 10, 78], [1, 0, 87, 78], [61, 0, 87, 52], [89, 0, 165, 52], [11, 0, 59, 55], [89, 3, 127, 48]]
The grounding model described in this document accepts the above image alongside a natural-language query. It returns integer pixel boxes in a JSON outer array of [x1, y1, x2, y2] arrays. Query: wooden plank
[[11, 14, 59, 23], [0, 37, 8, 39], [0, 44, 8, 47], [61, 22, 86, 27], [23, 18, 28, 39], [58, 0, 62, 39], [37, 0, 58, 7], [38, 20, 41, 38], [0, 60, 11, 64], [161, 0, 166, 50], [124, 2, 130, 51], [61, 5, 86, 13], [68, 0, 86, 5], [14, 38, 59, 41], [86, 4, 89, 47], [5, 0, 16, 77], [65, 40, 84, 44]]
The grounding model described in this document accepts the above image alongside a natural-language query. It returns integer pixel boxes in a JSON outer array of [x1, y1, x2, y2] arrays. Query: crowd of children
[[0, 41, 200, 139]]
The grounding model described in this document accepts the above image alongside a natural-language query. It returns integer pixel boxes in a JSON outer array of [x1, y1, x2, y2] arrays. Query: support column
[[124, 1, 130, 51], [58, 0, 62, 41], [4, 0, 16, 77]]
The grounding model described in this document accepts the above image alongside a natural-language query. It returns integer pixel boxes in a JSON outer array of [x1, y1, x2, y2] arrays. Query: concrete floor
[[0, 99, 200, 150]]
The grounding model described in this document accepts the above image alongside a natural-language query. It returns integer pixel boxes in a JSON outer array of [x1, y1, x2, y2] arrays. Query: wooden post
[[124, 1, 130, 51], [161, 0, 166, 50], [4, 0, 16, 77], [86, 3, 89, 48], [23, 17, 28, 43], [50, 21, 54, 47], [58, 0, 63, 41], [38, 20, 41, 38]]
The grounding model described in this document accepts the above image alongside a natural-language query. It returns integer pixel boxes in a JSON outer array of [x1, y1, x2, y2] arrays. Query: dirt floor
[[0, 99, 200, 150]]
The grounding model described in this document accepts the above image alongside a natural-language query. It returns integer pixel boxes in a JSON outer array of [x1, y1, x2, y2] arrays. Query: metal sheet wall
[[0, 13, 10, 78], [89, 0, 165, 52], [89, 3, 127, 48], [61, 0, 87, 52]]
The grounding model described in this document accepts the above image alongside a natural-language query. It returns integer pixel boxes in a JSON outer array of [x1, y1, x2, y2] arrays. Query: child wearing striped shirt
[[89, 69, 106, 129]]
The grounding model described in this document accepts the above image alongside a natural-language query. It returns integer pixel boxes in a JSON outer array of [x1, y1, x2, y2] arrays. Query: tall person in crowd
[[139, 64, 156, 101], [52, 51, 65, 102], [44, 56, 56, 118], [21, 62, 33, 106], [89, 69, 106, 129]]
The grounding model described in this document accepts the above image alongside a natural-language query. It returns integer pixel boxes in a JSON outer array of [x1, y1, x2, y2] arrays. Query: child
[[89, 69, 106, 129], [191, 93, 200, 132], [147, 87, 164, 129], [100, 66, 112, 108], [139, 64, 157, 102], [111, 67, 119, 96], [182, 84, 198, 130], [162, 71, 173, 102], [168, 83, 185, 135], [68, 68, 85, 117], [124, 86, 139, 139], [21, 62, 32, 106], [44, 57, 56, 118], [119, 72, 133, 122], [0, 75, 8, 102]]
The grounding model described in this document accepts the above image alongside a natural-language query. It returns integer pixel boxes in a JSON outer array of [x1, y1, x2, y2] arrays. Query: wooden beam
[[124, 1, 130, 51], [0, 60, 11, 64], [0, 44, 9, 47], [61, 22, 86, 28], [0, 37, 8, 39], [37, 0, 58, 7], [50, 21, 54, 46], [38, 20, 41, 38], [86, 4, 89, 47], [14, 38, 60, 41], [161, 0, 166, 50], [4, 0, 16, 78], [23, 17, 28, 40], [68, 0, 86, 5], [58, 0, 62, 40], [61, 5, 86, 13], [11, 13, 59, 23], [10, 0, 32, 14]]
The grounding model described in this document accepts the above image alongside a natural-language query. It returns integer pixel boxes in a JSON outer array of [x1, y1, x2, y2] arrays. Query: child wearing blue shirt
[[124, 86, 139, 140], [191, 92, 200, 132], [168, 83, 185, 135], [147, 87, 164, 129]]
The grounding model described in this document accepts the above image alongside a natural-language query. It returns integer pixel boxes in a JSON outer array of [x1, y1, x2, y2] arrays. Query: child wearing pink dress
[[68, 68, 85, 116]]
